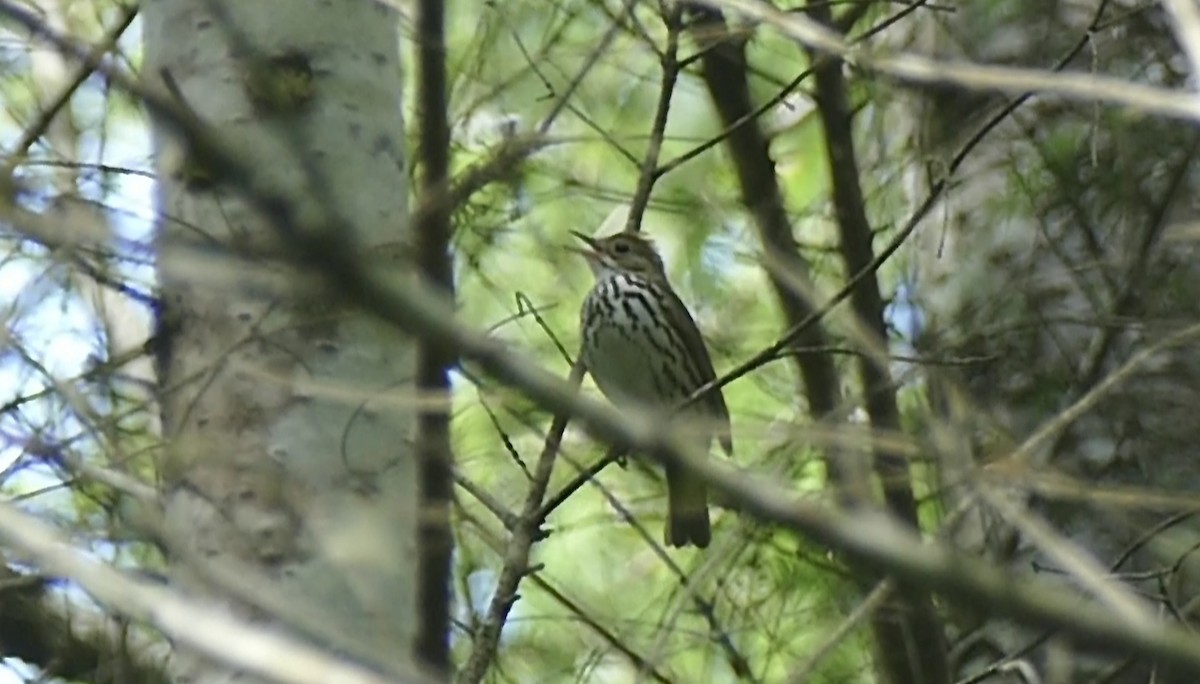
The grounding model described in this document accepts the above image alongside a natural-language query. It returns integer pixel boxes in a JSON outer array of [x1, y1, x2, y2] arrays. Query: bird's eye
[[613, 241, 631, 255]]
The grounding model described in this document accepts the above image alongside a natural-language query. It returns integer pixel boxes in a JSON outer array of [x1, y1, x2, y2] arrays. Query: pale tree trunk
[[897, 2, 1200, 682], [143, 2, 417, 682]]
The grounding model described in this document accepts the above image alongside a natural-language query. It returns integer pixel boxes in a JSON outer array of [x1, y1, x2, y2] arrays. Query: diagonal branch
[[0, 563, 168, 684], [0, 505, 437, 684]]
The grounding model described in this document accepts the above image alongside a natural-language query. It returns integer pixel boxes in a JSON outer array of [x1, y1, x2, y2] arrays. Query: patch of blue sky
[[0, 59, 155, 510], [0, 249, 99, 483], [887, 279, 924, 344], [451, 564, 523, 649], [697, 222, 742, 274], [0, 657, 34, 684]]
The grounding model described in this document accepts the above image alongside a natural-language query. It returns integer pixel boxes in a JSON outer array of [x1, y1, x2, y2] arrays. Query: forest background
[[0, 1, 1198, 683]]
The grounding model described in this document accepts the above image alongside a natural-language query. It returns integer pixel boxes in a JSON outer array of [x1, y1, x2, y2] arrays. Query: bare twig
[[624, 5, 684, 235], [455, 361, 585, 684], [697, 0, 1200, 120], [978, 490, 1155, 629], [536, 0, 638, 134], [0, 3, 138, 179], [558, 448, 756, 680]]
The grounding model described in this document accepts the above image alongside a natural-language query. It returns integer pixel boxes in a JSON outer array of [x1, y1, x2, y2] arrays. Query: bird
[[571, 229, 732, 548]]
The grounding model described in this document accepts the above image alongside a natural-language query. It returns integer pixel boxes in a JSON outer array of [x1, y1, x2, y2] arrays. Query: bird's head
[[570, 231, 667, 283]]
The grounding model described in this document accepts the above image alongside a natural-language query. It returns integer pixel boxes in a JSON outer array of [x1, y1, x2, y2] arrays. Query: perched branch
[[456, 361, 584, 684]]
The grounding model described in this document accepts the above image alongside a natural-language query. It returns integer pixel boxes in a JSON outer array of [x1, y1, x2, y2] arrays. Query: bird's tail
[[664, 462, 711, 548]]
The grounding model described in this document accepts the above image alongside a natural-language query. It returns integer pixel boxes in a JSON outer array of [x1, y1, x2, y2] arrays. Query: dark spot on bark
[[243, 51, 316, 116]]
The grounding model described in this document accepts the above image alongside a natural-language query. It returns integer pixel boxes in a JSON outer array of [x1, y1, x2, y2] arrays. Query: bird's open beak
[[568, 230, 600, 258]]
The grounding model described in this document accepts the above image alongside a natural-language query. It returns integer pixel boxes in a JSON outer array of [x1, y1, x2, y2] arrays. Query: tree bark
[[143, 1, 417, 681]]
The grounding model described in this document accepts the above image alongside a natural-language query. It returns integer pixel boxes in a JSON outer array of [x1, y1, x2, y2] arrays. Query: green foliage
[[0, 0, 932, 681], [435, 2, 905, 681]]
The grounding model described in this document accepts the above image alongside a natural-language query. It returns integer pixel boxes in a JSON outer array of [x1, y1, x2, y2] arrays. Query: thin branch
[[458, 495, 675, 684], [1003, 322, 1200, 468], [558, 448, 756, 680], [784, 580, 892, 684], [536, 0, 638, 134], [624, 5, 685, 234], [978, 490, 1156, 629], [525, 573, 674, 684], [455, 361, 585, 684], [696, 0, 1200, 120], [0, 2, 138, 179]]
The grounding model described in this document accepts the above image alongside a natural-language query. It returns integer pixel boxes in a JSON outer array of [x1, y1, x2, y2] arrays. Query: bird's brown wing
[[661, 285, 733, 455]]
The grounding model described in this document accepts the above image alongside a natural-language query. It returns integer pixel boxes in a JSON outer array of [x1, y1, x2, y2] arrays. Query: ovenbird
[[572, 230, 732, 548]]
